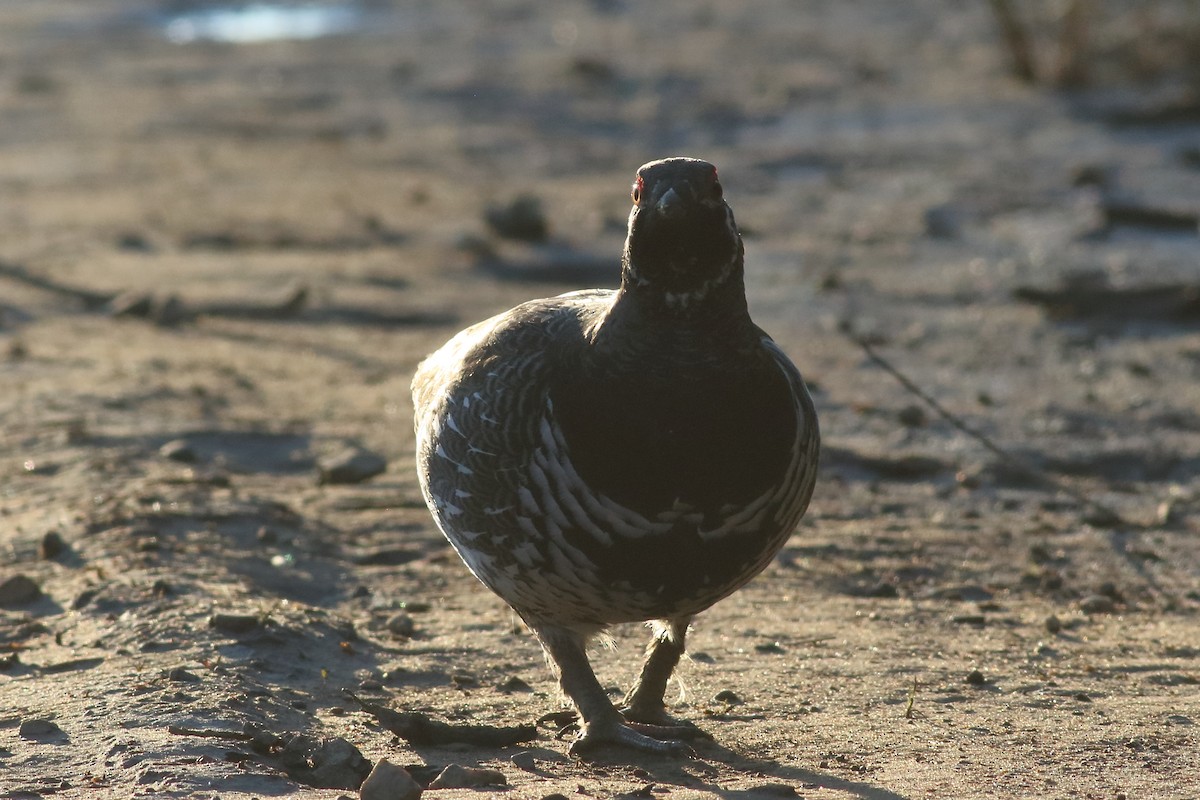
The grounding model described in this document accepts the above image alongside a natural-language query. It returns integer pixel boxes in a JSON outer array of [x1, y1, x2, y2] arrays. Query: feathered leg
[[531, 621, 691, 757], [621, 617, 704, 736]]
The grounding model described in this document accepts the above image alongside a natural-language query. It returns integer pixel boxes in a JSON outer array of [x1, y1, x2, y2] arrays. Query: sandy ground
[[2, 1, 1200, 798]]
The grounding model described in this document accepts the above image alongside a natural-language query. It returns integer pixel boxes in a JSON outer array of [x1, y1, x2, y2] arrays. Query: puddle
[[160, 2, 365, 44]]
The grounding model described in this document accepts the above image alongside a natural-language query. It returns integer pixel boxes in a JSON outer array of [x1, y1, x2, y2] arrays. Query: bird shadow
[[702, 741, 911, 800], [573, 737, 911, 800]]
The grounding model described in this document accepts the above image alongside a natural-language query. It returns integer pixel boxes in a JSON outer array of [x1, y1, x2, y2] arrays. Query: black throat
[[550, 262, 795, 518]]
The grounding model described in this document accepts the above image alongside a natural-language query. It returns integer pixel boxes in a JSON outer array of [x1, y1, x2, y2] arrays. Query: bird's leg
[[621, 618, 704, 736], [531, 621, 691, 757]]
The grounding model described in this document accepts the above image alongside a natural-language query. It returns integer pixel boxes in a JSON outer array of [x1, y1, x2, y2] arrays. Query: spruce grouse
[[412, 157, 819, 755]]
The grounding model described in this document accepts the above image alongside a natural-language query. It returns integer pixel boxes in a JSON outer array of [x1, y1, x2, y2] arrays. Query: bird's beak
[[654, 187, 685, 220]]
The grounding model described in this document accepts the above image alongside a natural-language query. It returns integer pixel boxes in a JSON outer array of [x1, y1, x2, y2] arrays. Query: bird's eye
[[631, 177, 643, 205]]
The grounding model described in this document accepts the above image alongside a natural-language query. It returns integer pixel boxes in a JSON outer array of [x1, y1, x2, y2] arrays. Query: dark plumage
[[412, 157, 819, 754]]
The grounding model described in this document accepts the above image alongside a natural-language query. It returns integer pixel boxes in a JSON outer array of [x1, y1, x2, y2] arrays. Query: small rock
[[160, 439, 198, 463], [209, 613, 261, 633], [0, 574, 42, 607], [896, 404, 926, 427], [950, 614, 987, 626], [965, 669, 986, 686], [1044, 614, 1063, 634], [755, 641, 786, 654], [747, 784, 798, 797], [359, 758, 423, 800], [108, 290, 155, 318], [923, 203, 963, 239], [450, 673, 479, 688], [318, 447, 388, 485], [1070, 163, 1111, 188], [116, 231, 155, 252], [713, 689, 744, 705], [168, 666, 201, 683], [152, 294, 188, 327], [39, 530, 67, 560], [863, 581, 899, 598], [295, 735, 371, 790], [72, 588, 99, 610], [485, 194, 548, 242], [1028, 544, 1053, 564], [1079, 595, 1115, 615], [497, 675, 534, 693], [510, 751, 537, 772], [19, 719, 62, 739], [385, 613, 415, 637], [428, 764, 507, 789]]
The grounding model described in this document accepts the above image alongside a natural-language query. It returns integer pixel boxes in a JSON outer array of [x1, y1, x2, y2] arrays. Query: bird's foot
[[620, 703, 710, 741], [568, 716, 694, 758]]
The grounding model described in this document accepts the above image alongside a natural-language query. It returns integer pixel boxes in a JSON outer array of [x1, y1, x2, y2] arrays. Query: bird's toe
[[569, 718, 694, 759]]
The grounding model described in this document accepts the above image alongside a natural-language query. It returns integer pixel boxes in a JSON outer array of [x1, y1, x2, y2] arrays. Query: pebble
[[108, 290, 154, 318], [318, 447, 388, 485], [385, 613, 415, 637], [359, 758, 423, 800], [168, 667, 201, 683], [39, 530, 67, 559], [300, 736, 371, 789], [713, 689, 744, 705], [19, 719, 62, 739], [1044, 614, 1063, 634], [485, 194, 548, 242], [510, 751, 537, 772], [159, 439, 198, 463], [896, 404, 926, 427], [923, 203, 963, 239], [428, 764, 507, 789], [1079, 595, 1115, 615], [497, 675, 534, 693], [755, 641, 786, 654], [863, 581, 899, 598], [965, 669, 986, 686], [0, 574, 42, 607]]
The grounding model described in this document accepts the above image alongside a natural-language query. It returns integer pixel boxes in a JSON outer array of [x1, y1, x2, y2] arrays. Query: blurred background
[[3, 0, 1198, 505]]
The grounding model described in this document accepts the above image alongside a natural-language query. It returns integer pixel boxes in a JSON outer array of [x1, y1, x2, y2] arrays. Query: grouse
[[412, 157, 819, 755]]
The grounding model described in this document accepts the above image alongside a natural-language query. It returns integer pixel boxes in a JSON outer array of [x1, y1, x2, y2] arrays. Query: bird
[[412, 157, 819, 755]]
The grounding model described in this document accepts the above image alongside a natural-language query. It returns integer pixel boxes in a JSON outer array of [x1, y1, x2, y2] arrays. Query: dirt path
[[2, 2, 1199, 798]]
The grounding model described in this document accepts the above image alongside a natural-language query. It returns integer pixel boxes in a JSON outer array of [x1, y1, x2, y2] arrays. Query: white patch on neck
[[661, 259, 735, 309]]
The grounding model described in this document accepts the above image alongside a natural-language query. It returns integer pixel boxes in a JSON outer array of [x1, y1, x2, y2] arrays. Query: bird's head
[[622, 157, 743, 309]]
